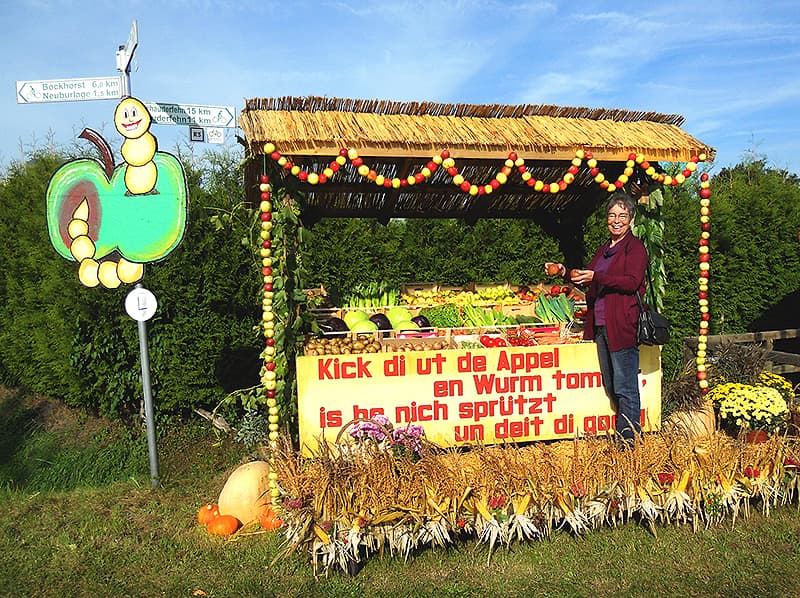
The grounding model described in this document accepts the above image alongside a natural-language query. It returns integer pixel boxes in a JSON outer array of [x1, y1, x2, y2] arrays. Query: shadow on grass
[[0, 387, 149, 491]]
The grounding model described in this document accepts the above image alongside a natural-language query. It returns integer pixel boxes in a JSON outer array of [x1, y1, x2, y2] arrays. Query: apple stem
[[79, 128, 115, 178]]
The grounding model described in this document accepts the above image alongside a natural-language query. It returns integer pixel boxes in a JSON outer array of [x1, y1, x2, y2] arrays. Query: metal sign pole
[[125, 284, 160, 488], [137, 316, 160, 488]]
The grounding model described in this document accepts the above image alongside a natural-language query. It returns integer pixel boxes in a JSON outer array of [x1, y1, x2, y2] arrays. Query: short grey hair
[[606, 193, 636, 217]]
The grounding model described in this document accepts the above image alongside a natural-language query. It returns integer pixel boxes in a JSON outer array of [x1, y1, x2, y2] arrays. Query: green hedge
[[0, 149, 262, 418], [2, 151, 798, 420]]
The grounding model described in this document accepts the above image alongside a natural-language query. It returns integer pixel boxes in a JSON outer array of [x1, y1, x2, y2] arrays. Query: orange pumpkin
[[259, 506, 283, 531], [207, 514, 240, 536], [197, 503, 220, 525]]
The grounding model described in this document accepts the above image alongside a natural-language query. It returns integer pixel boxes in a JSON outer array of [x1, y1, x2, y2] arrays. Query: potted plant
[[707, 381, 790, 442], [756, 371, 799, 434]]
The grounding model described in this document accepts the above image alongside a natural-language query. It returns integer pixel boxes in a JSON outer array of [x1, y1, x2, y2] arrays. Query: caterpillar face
[[115, 97, 152, 140]]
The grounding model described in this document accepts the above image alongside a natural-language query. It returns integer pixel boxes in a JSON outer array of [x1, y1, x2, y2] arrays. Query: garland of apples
[[259, 145, 712, 393], [262, 142, 706, 196], [696, 172, 712, 394], [258, 174, 282, 510]]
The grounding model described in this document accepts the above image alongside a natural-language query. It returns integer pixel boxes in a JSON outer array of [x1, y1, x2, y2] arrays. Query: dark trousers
[[594, 326, 642, 443]]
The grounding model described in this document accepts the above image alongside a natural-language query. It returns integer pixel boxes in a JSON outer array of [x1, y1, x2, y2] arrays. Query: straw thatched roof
[[239, 96, 714, 222]]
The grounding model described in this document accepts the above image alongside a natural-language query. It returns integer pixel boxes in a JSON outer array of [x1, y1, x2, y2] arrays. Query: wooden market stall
[[238, 95, 716, 449], [228, 97, 800, 574]]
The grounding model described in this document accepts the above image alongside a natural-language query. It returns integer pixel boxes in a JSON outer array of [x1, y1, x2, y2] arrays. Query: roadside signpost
[[16, 18, 236, 142], [116, 19, 138, 96], [143, 102, 237, 128], [16, 76, 122, 104]]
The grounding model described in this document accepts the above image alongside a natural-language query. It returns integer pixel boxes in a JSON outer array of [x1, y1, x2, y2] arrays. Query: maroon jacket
[[581, 232, 648, 352]]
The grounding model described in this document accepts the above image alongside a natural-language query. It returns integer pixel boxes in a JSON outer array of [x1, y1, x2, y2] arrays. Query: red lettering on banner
[[583, 409, 647, 435], [383, 354, 406, 376], [319, 407, 343, 428], [416, 353, 447, 375], [473, 373, 543, 395], [553, 413, 574, 434], [551, 369, 602, 390], [457, 393, 558, 422], [396, 400, 449, 423], [352, 405, 385, 420], [454, 423, 485, 442], [583, 414, 614, 434], [433, 379, 464, 397], [318, 356, 373, 380], [495, 348, 559, 373], [495, 415, 543, 438], [457, 352, 487, 372]]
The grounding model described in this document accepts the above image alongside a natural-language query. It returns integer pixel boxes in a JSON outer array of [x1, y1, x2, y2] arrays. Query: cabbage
[[386, 306, 412, 327], [350, 319, 379, 333], [343, 310, 369, 328]]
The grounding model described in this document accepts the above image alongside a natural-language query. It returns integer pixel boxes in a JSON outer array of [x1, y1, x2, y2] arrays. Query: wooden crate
[[501, 303, 538, 318], [401, 282, 439, 295], [438, 284, 467, 294], [382, 335, 453, 352]]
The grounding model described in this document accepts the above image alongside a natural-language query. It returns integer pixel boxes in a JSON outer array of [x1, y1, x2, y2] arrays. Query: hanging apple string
[[261, 142, 707, 196], [258, 172, 282, 510], [696, 172, 712, 394]]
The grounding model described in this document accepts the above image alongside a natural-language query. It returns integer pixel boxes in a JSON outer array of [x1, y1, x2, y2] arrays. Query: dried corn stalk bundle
[[269, 430, 800, 575]]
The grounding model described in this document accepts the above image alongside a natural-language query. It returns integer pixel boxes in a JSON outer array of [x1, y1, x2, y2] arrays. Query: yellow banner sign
[[297, 343, 661, 455]]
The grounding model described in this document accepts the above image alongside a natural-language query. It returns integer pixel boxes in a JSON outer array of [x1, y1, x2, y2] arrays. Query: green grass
[[2, 387, 800, 597]]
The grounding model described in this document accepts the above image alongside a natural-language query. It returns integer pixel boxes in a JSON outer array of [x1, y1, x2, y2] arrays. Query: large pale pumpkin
[[663, 399, 716, 441], [217, 460, 272, 525]]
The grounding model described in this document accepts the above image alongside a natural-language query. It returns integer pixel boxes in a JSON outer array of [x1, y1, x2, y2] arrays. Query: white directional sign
[[16, 76, 123, 104], [116, 20, 139, 73], [143, 102, 237, 128]]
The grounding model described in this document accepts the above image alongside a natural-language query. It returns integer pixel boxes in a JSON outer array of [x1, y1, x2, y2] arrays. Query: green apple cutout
[[45, 97, 188, 288]]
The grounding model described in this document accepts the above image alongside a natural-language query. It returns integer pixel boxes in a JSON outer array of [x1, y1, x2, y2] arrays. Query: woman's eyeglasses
[[607, 212, 630, 221]]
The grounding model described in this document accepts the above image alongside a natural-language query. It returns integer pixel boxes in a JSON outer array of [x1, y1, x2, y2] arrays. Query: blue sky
[[2, 0, 799, 175]]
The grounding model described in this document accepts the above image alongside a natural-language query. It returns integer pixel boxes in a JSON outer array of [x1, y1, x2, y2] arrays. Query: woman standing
[[545, 193, 648, 444]]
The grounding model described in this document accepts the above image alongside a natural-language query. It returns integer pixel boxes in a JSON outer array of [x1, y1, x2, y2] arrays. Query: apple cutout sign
[[45, 97, 189, 288]]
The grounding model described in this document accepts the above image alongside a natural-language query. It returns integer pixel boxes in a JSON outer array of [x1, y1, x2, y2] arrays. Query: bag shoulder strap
[[635, 292, 646, 313]]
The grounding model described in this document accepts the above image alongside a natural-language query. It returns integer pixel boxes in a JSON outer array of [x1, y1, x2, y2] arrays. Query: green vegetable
[[419, 303, 464, 328]]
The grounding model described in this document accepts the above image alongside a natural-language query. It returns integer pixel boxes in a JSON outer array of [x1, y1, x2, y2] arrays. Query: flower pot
[[745, 429, 769, 444]]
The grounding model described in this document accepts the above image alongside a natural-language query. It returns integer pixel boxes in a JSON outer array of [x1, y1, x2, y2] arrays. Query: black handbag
[[635, 293, 671, 345]]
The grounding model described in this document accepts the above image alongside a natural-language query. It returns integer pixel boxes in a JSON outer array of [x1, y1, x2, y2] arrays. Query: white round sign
[[125, 287, 158, 322]]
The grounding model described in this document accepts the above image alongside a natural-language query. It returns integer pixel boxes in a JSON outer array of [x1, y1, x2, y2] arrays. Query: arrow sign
[[143, 102, 237, 128], [116, 20, 139, 73], [16, 76, 123, 104]]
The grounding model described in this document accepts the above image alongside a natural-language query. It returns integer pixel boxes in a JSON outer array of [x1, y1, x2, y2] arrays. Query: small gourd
[[197, 503, 220, 526], [207, 514, 240, 536], [259, 506, 283, 531]]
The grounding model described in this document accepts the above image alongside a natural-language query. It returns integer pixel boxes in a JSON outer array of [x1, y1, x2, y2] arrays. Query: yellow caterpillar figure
[[114, 97, 158, 195]]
